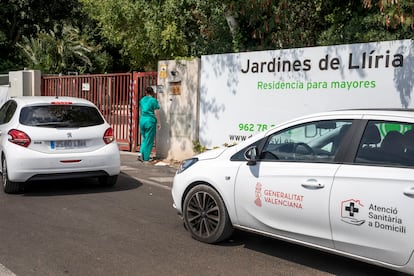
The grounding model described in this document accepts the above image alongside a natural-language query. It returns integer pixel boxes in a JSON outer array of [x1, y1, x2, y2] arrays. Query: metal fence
[[42, 72, 157, 152]]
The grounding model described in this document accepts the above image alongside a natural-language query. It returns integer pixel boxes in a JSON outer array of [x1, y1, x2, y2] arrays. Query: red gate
[[131, 72, 158, 152], [41, 72, 157, 152]]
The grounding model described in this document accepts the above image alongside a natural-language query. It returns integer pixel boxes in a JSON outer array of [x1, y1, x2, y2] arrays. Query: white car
[[172, 109, 414, 274], [0, 96, 120, 193]]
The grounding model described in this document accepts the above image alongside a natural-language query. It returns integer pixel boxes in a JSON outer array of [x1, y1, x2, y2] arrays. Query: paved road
[[0, 152, 407, 276]]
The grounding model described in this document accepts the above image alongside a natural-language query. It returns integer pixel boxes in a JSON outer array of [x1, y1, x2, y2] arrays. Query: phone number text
[[238, 123, 275, 132]]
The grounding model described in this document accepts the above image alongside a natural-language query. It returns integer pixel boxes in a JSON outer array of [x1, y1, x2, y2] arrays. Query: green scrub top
[[140, 96, 160, 121]]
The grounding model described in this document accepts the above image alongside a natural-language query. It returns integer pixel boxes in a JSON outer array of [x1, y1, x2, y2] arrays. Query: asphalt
[[119, 151, 178, 190], [0, 151, 178, 276]]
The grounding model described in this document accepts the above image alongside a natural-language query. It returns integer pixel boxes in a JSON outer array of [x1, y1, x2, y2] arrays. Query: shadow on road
[[19, 172, 141, 196], [219, 230, 409, 276]]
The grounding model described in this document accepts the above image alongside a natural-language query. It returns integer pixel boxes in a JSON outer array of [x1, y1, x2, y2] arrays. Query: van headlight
[[177, 157, 198, 174]]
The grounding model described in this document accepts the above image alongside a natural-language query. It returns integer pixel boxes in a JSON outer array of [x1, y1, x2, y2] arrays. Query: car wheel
[[183, 184, 233, 243], [98, 175, 118, 187], [2, 157, 20, 194]]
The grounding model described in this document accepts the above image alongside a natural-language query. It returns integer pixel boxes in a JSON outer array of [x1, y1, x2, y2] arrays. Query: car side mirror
[[244, 146, 258, 166]]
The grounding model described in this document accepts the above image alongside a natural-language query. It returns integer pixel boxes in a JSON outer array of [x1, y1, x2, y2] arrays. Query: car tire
[[98, 175, 118, 187], [2, 157, 20, 194], [183, 184, 233, 244]]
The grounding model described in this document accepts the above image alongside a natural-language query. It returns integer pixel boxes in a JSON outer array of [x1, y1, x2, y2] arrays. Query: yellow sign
[[159, 64, 167, 79]]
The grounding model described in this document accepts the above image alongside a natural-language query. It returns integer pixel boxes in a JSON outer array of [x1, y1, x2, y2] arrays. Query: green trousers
[[139, 117, 156, 161]]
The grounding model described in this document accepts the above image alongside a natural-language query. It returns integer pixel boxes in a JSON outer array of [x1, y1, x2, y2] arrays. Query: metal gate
[[41, 72, 157, 152]]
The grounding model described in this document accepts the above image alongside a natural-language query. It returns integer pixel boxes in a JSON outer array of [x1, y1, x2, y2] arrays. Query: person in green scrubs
[[139, 86, 160, 162]]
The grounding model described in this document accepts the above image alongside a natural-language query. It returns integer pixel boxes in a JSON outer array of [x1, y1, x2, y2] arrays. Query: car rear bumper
[[5, 143, 120, 182], [27, 170, 110, 182]]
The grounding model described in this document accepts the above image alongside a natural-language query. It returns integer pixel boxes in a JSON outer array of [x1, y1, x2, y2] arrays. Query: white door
[[235, 162, 339, 248], [234, 120, 352, 248], [330, 121, 414, 266]]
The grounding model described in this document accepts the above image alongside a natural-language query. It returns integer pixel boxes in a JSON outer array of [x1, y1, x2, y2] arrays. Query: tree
[[318, 0, 413, 45], [81, 0, 153, 70], [80, 0, 235, 70], [2, 0, 413, 74], [17, 25, 108, 74], [363, 0, 414, 30], [0, 0, 104, 74], [223, 0, 327, 51]]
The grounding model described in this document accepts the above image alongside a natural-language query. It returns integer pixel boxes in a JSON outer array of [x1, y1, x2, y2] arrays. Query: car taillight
[[8, 129, 31, 147], [103, 127, 114, 144]]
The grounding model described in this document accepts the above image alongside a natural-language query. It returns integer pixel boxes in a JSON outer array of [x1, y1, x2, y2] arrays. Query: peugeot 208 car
[[172, 109, 414, 274], [0, 96, 120, 193]]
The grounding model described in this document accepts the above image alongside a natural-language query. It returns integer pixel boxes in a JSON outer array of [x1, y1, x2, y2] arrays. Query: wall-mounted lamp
[[169, 70, 181, 83]]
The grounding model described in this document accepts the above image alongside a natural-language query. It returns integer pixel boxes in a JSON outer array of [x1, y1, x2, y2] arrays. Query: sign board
[[199, 39, 414, 148], [82, 83, 90, 91]]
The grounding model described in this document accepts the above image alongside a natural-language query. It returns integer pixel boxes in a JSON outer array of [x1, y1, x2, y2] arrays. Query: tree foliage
[[225, 0, 326, 50], [363, 0, 414, 29], [16, 25, 108, 74], [80, 0, 234, 70], [1, 0, 413, 74], [0, 0, 86, 73], [318, 0, 413, 45]]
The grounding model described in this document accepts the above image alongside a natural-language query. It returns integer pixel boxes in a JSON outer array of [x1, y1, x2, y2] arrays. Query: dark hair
[[145, 86, 154, 95]]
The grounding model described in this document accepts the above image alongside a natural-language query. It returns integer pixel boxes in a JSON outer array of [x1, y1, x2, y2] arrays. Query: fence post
[[131, 72, 139, 152]]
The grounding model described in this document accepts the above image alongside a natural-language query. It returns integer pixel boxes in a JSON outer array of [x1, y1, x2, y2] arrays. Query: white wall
[[9, 70, 41, 97], [199, 39, 414, 148]]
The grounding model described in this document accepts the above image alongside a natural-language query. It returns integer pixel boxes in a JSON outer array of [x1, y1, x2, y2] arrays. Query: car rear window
[[19, 105, 105, 127]]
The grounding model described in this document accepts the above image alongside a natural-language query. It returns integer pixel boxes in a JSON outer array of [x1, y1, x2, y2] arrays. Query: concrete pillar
[[156, 59, 200, 161], [8, 70, 41, 97]]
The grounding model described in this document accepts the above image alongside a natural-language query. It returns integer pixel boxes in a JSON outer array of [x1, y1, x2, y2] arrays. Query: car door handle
[[301, 179, 324, 189], [403, 187, 414, 198]]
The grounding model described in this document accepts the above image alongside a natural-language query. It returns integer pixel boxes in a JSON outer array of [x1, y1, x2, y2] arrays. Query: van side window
[[355, 121, 414, 167]]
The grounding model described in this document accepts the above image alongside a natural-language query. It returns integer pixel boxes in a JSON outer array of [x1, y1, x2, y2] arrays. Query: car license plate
[[50, 140, 86, 149]]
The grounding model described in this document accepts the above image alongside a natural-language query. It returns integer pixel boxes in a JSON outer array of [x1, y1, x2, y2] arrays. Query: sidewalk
[[119, 151, 178, 189]]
